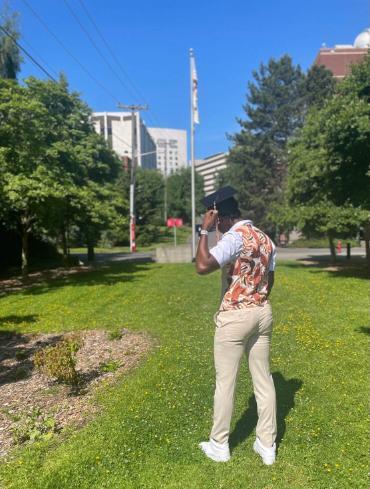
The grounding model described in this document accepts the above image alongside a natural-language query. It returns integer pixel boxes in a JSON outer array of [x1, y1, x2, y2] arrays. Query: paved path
[[275, 247, 365, 261], [74, 251, 153, 265], [74, 246, 366, 265]]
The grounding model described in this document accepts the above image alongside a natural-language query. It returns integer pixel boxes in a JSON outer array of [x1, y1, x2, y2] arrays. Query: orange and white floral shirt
[[210, 220, 276, 311]]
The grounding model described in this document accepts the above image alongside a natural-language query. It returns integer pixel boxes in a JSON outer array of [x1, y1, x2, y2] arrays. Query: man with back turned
[[195, 186, 277, 465]]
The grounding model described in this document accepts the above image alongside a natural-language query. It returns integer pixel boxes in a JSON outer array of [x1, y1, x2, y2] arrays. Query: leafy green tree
[[285, 55, 370, 261], [0, 4, 22, 79], [303, 64, 336, 108], [220, 55, 306, 233], [135, 168, 164, 226], [0, 79, 67, 273], [25, 76, 125, 261], [167, 167, 204, 223], [0, 76, 127, 272], [118, 167, 164, 245]]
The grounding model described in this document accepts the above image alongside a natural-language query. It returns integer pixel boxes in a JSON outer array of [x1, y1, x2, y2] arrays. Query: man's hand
[[202, 209, 219, 231], [196, 210, 220, 275]]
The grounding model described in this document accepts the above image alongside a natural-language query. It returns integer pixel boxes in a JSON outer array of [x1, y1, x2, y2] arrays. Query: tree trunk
[[364, 222, 370, 275], [87, 242, 95, 262], [21, 227, 29, 277], [61, 225, 71, 267], [61, 226, 68, 261], [328, 231, 336, 262]]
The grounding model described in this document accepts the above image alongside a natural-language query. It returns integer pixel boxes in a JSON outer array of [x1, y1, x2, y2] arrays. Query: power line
[[77, 0, 147, 105], [76, 0, 175, 155], [0, 24, 56, 81], [62, 0, 141, 104], [21, 0, 119, 104], [19, 35, 59, 79]]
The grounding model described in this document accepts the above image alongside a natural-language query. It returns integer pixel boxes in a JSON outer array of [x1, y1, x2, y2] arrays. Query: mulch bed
[[0, 329, 151, 458], [0, 265, 92, 296]]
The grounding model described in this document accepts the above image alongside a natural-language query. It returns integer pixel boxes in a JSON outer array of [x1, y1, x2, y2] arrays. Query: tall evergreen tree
[[220, 55, 305, 233], [0, 4, 22, 79], [303, 64, 336, 108]]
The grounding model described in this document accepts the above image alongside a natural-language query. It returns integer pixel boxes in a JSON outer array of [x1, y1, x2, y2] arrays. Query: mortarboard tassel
[[214, 201, 220, 242]]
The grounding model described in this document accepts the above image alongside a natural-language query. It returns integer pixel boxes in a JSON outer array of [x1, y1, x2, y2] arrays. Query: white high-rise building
[[195, 152, 229, 195], [148, 128, 187, 176], [92, 112, 156, 169]]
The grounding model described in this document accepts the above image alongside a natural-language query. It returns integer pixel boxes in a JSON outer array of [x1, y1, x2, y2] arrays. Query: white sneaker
[[199, 438, 230, 462], [253, 437, 276, 465]]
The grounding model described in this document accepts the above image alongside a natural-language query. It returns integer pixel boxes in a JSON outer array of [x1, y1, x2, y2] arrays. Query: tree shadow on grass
[[0, 329, 63, 386], [281, 257, 368, 280], [5, 261, 157, 298], [229, 372, 303, 452], [0, 314, 38, 326], [355, 326, 370, 336]]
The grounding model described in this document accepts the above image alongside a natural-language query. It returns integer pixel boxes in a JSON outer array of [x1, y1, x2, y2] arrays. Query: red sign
[[167, 218, 183, 228]]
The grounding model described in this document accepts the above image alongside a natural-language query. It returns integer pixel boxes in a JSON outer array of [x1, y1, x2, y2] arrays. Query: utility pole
[[162, 140, 168, 223], [157, 139, 168, 223], [118, 103, 148, 252]]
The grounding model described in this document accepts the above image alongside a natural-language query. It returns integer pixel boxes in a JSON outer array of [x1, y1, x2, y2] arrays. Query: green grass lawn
[[70, 226, 192, 255], [0, 261, 368, 488], [287, 237, 360, 248]]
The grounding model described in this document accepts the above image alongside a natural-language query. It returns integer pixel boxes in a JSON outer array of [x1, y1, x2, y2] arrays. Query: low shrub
[[15, 349, 28, 361], [136, 225, 160, 247], [11, 366, 30, 381], [33, 336, 82, 386]]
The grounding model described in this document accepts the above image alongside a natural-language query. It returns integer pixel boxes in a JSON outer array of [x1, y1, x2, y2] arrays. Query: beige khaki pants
[[210, 302, 277, 448]]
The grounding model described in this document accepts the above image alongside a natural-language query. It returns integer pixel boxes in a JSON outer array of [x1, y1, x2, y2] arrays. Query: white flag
[[191, 53, 199, 125]]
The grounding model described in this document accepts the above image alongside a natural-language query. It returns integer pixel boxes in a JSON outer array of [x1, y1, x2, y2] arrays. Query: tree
[[118, 167, 164, 245], [135, 169, 164, 226], [0, 4, 22, 79], [0, 76, 127, 272], [220, 55, 306, 234], [285, 55, 370, 262], [167, 167, 204, 223], [0, 79, 67, 274], [25, 76, 126, 261], [303, 64, 336, 108]]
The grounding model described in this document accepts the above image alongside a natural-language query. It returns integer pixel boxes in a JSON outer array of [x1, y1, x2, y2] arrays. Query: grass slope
[[0, 261, 368, 489]]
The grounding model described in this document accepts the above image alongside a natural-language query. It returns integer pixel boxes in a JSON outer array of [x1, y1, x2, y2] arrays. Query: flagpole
[[190, 48, 196, 260]]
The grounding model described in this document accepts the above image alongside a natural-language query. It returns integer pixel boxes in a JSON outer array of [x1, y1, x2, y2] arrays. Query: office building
[[92, 112, 156, 169], [195, 152, 229, 195], [314, 28, 369, 79], [148, 127, 187, 176]]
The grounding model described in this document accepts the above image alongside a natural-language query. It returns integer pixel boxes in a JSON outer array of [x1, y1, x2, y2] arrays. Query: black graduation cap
[[202, 186, 240, 216]]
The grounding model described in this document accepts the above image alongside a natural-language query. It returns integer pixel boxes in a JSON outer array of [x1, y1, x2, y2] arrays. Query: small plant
[[108, 330, 123, 341], [11, 366, 29, 381], [15, 349, 28, 361], [12, 407, 58, 445], [33, 337, 82, 386], [100, 359, 121, 373]]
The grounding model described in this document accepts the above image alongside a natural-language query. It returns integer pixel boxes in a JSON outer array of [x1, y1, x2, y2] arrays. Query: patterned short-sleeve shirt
[[210, 220, 275, 311]]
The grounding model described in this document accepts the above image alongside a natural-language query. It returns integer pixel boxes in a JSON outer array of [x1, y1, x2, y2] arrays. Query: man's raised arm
[[195, 210, 220, 275]]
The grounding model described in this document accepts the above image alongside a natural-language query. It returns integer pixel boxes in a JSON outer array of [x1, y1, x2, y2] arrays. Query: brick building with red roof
[[314, 28, 369, 79]]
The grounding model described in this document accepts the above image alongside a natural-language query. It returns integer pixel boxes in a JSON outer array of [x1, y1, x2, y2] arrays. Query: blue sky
[[8, 0, 370, 158]]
